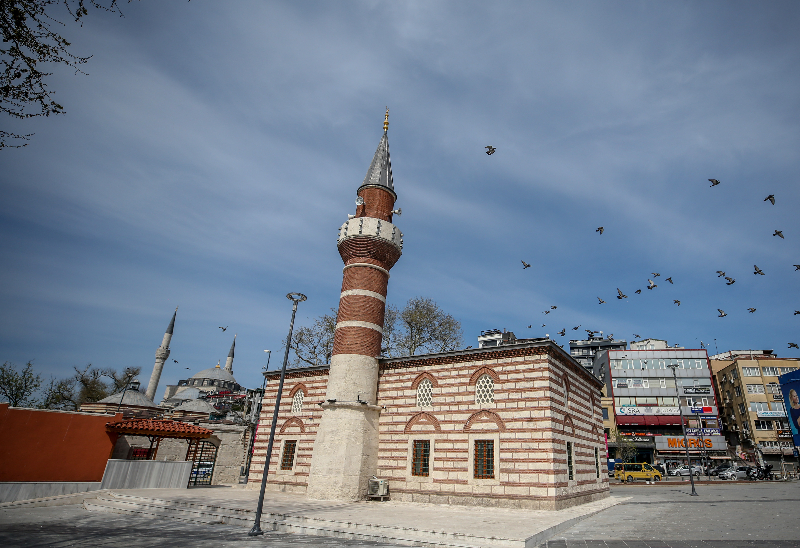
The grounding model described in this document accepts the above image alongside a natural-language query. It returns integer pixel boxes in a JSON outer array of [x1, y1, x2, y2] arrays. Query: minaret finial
[[383, 107, 389, 133]]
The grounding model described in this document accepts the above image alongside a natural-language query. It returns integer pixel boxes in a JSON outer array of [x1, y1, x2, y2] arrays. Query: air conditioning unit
[[367, 476, 389, 497]]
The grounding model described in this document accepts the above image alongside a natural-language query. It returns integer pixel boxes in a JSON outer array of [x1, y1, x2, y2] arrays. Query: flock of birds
[[503, 168, 799, 351]]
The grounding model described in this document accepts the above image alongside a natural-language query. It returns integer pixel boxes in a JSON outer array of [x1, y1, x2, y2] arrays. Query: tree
[[40, 363, 140, 410], [0, 360, 42, 406], [289, 297, 463, 364], [611, 427, 637, 463], [1, 0, 125, 148]]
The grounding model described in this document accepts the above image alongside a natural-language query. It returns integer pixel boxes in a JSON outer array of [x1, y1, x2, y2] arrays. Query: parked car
[[670, 465, 702, 476], [720, 466, 751, 480], [614, 462, 662, 482], [708, 464, 730, 477]]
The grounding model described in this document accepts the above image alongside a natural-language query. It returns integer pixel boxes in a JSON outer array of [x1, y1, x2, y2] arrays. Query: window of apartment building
[[474, 440, 494, 479], [411, 440, 430, 477], [659, 396, 678, 406], [291, 389, 305, 414], [595, 447, 600, 479], [628, 379, 648, 388], [725, 390, 731, 401], [615, 397, 633, 406], [766, 383, 781, 395], [742, 367, 760, 377], [638, 397, 657, 406], [738, 403, 746, 414], [762, 367, 779, 377], [731, 369, 739, 380], [683, 396, 710, 407], [754, 420, 773, 430], [280, 440, 297, 470], [746, 384, 765, 394], [416, 378, 433, 407], [734, 386, 741, 397], [475, 374, 495, 405], [721, 374, 728, 384], [750, 402, 769, 413], [773, 402, 786, 414], [602, 408, 609, 420], [780, 367, 798, 375], [567, 441, 574, 480], [658, 378, 676, 389]]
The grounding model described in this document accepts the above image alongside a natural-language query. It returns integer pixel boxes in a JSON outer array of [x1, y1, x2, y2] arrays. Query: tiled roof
[[106, 418, 213, 439]]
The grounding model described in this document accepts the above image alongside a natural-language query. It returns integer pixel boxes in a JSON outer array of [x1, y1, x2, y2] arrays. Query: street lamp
[[244, 350, 271, 478], [249, 292, 307, 536], [116, 369, 140, 414], [668, 363, 698, 496]]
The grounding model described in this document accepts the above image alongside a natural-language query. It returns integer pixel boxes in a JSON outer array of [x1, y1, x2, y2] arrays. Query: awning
[[107, 419, 212, 439]]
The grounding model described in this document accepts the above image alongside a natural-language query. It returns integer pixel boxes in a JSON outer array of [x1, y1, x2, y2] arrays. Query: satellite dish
[[355, 196, 364, 206]]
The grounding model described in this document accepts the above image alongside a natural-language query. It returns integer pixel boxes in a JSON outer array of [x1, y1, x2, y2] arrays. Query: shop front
[[655, 434, 728, 471]]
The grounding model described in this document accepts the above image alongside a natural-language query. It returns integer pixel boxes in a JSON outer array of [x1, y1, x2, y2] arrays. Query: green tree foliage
[[0, 360, 42, 406], [611, 427, 638, 464], [289, 297, 463, 365], [1, 0, 125, 148]]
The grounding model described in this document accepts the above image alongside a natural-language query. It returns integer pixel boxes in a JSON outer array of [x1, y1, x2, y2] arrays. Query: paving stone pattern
[[0, 505, 408, 548]]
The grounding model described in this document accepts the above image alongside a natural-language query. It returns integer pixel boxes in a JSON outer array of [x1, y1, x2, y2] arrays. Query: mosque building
[[248, 112, 609, 510]]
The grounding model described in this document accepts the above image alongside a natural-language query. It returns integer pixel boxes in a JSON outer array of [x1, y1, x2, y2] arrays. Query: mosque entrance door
[[186, 440, 218, 486]]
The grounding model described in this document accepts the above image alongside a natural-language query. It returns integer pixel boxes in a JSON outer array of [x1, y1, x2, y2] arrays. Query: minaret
[[307, 110, 403, 500], [145, 307, 177, 402], [224, 335, 236, 374]]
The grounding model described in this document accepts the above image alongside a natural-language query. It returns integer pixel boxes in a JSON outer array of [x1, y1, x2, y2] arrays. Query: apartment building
[[594, 346, 726, 469], [570, 333, 627, 373], [711, 353, 799, 468]]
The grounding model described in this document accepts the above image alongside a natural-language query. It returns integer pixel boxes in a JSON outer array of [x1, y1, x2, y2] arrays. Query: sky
[[1, 1, 799, 398]]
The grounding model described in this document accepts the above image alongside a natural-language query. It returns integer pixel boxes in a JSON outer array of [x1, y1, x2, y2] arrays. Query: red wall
[[0, 404, 121, 482]]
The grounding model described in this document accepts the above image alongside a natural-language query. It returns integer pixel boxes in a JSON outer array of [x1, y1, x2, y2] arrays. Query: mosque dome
[[97, 388, 158, 408], [173, 398, 218, 414], [190, 366, 237, 383]]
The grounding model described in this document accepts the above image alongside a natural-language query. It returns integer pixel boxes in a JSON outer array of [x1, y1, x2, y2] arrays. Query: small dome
[[190, 366, 237, 383], [168, 387, 202, 402], [98, 389, 158, 408], [173, 399, 217, 414]]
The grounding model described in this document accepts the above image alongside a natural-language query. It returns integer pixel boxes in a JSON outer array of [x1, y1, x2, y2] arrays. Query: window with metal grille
[[567, 441, 574, 480], [416, 378, 433, 407], [412, 440, 430, 476], [594, 447, 600, 478], [474, 440, 494, 479], [291, 390, 304, 414], [475, 374, 494, 405], [281, 440, 297, 470]]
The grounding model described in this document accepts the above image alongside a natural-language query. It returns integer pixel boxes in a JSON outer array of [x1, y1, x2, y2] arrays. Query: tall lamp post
[[249, 292, 306, 536], [244, 350, 271, 479], [668, 363, 698, 496]]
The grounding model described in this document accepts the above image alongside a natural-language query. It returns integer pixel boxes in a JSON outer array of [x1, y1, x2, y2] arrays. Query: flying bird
[[765, 194, 775, 205], [635, 289, 642, 294], [608, 334, 614, 339], [747, 308, 756, 313], [617, 288, 627, 299], [633, 334, 641, 339], [794, 265, 800, 271], [725, 277, 736, 285], [794, 311, 800, 315], [551, 305, 558, 310], [572, 325, 581, 330], [485, 145, 496, 155], [647, 279, 657, 290], [754, 265, 765, 275], [774, 230, 784, 239], [666, 277, 673, 284], [652, 273, 661, 277], [543, 310, 551, 315], [557, 329, 566, 336], [586, 329, 597, 336], [716, 271, 726, 277], [527, 325, 532, 329], [718, 309, 727, 317], [789, 343, 800, 349], [173, 359, 178, 363], [674, 300, 681, 306], [596, 227, 604, 234], [542, 324, 546, 327], [709, 179, 721, 186], [219, 326, 228, 332], [598, 297, 605, 304], [521, 260, 531, 269]]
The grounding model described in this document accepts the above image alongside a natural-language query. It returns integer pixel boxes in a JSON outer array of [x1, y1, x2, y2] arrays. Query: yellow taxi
[[614, 462, 662, 482]]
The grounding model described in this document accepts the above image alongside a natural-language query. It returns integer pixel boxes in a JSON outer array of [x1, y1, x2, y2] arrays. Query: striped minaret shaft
[[307, 110, 403, 501], [145, 307, 177, 402]]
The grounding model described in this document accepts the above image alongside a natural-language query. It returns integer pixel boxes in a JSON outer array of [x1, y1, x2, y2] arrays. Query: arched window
[[416, 378, 433, 407], [291, 389, 304, 414], [475, 374, 494, 405]]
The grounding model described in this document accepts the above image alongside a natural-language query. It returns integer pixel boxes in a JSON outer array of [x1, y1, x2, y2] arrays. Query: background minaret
[[224, 335, 236, 374], [307, 110, 403, 500], [145, 307, 177, 402]]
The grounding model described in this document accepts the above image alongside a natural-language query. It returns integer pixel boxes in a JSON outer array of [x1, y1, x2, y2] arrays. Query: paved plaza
[[0, 482, 798, 547]]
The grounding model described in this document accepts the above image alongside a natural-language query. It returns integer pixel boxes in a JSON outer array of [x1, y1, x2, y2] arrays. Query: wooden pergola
[[107, 419, 213, 460]]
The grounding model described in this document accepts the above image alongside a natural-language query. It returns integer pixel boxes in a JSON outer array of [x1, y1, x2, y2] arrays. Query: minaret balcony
[[338, 217, 403, 253]]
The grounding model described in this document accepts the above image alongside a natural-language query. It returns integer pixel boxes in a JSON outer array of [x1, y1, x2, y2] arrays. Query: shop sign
[[757, 410, 786, 418], [686, 428, 721, 436], [616, 382, 628, 388], [777, 429, 793, 439], [622, 436, 654, 443], [616, 407, 679, 416], [655, 435, 726, 451], [684, 387, 711, 395]]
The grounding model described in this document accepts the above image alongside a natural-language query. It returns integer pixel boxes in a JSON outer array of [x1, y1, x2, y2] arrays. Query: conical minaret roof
[[357, 109, 395, 199], [166, 306, 178, 335]]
